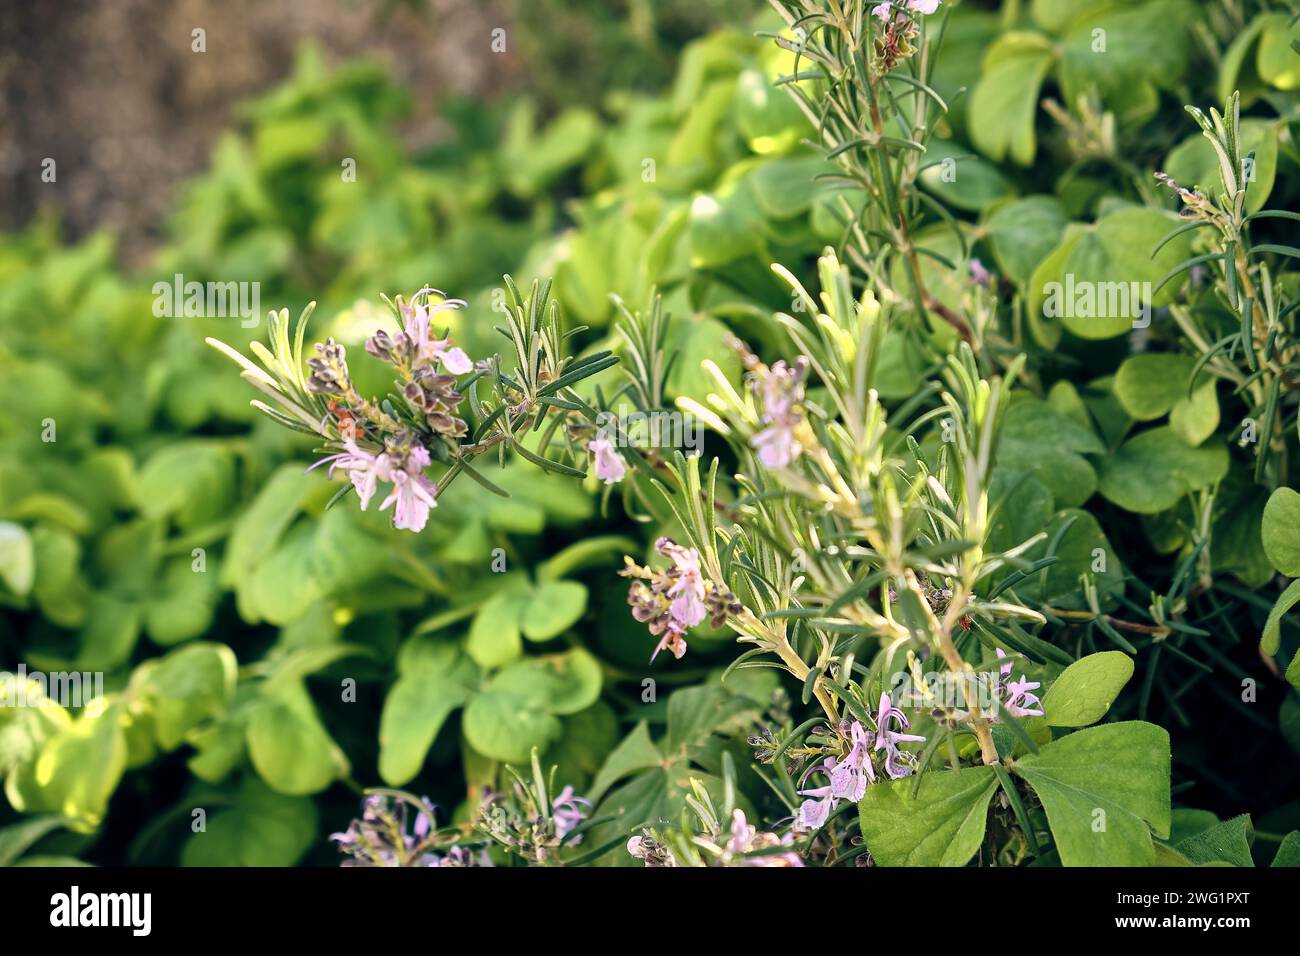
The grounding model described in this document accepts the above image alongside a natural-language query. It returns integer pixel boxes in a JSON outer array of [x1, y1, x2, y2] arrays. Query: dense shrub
[[1, 0, 1298, 867]]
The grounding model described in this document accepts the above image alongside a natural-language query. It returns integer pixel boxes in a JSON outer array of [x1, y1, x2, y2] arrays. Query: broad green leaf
[[918, 139, 1016, 212], [30, 526, 88, 628], [222, 464, 315, 588], [23, 704, 127, 831], [489, 648, 602, 716], [1033, 208, 1196, 340], [1152, 843, 1196, 866], [503, 106, 601, 197], [136, 442, 236, 530], [750, 157, 838, 219], [983, 196, 1069, 287], [1263, 487, 1300, 575], [735, 60, 806, 152], [466, 587, 527, 669], [1013, 721, 1171, 866], [187, 719, 248, 784], [1257, 14, 1300, 89], [379, 670, 472, 786], [1283, 691, 1300, 753], [1169, 379, 1219, 448], [137, 642, 237, 750], [858, 766, 998, 866], [969, 33, 1055, 166], [997, 399, 1103, 508], [1019, 508, 1125, 611], [1217, 12, 1271, 104], [1113, 354, 1197, 420], [1174, 813, 1254, 867], [1273, 831, 1300, 867], [588, 766, 742, 866], [1030, 0, 1110, 31], [0, 522, 34, 596], [1002, 397, 1106, 455], [462, 690, 562, 764], [665, 685, 760, 754], [1208, 468, 1271, 586], [1059, 2, 1188, 106], [246, 681, 348, 796], [0, 815, 69, 866], [1169, 807, 1221, 844], [1098, 428, 1229, 514], [236, 523, 323, 626], [1042, 651, 1134, 727], [75, 593, 142, 672], [1262, 579, 1300, 655], [521, 580, 588, 641], [145, 557, 221, 645], [589, 721, 665, 803], [181, 780, 316, 866], [986, 471, 1055, 562], [253, 116, 330, 171], [544, 701, 620, 791], [688, 184, 765, 269], [665, 314, 743, 403]]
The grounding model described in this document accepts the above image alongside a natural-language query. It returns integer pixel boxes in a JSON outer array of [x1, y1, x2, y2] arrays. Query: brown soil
[[0, 0, 519, 266]]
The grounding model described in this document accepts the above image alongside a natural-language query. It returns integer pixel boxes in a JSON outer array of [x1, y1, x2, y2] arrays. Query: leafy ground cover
[[1, 0, 1299, 867]]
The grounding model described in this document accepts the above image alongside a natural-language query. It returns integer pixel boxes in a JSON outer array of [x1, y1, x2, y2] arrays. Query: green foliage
[[1013, 722, 1172, 867], [1041, 652, 1135, 727], [2, 0, 1298, 869], [858, 767, 998, 866]]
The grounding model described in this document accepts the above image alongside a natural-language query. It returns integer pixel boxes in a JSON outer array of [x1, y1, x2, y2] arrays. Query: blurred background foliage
[[0, 0, 1298, 865]]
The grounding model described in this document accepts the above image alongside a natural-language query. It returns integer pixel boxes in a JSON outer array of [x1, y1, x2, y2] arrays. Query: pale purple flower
[[969, 258, 993, 286], [341, 441, 394, 510], [873, 692, 925, 779], [724, 809, 758, 855], [588, 432, 626, 485], [995, 648, 1044, 718], [753, 425, 801, 469], [996, 647, 1013, 680], [380, 445, 438, 532], [332, 793, 471, 867], [796, 723, 881, 832], [413, 804, 434, 839], [724, 810, 803, 866], [829, 720, 875, 801], [621, 537, 741, 662], [795, 761, 837, 831], [873, 0, 942, 19], [308, 440, 394, 510], [402, 288, 473, 374], [551, 785, 592, 842], [1005, 676, 1044, 718], [660, 538, 707, 631], [751, 359, 807, 468]]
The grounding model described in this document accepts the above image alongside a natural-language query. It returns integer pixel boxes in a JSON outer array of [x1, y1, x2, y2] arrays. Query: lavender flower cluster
[[620, 537, 741, 661], [476, 781, 593, 864], [330, 794, 490, 867], [305, 289, 476, 533], [795, 694, 925, 830]]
